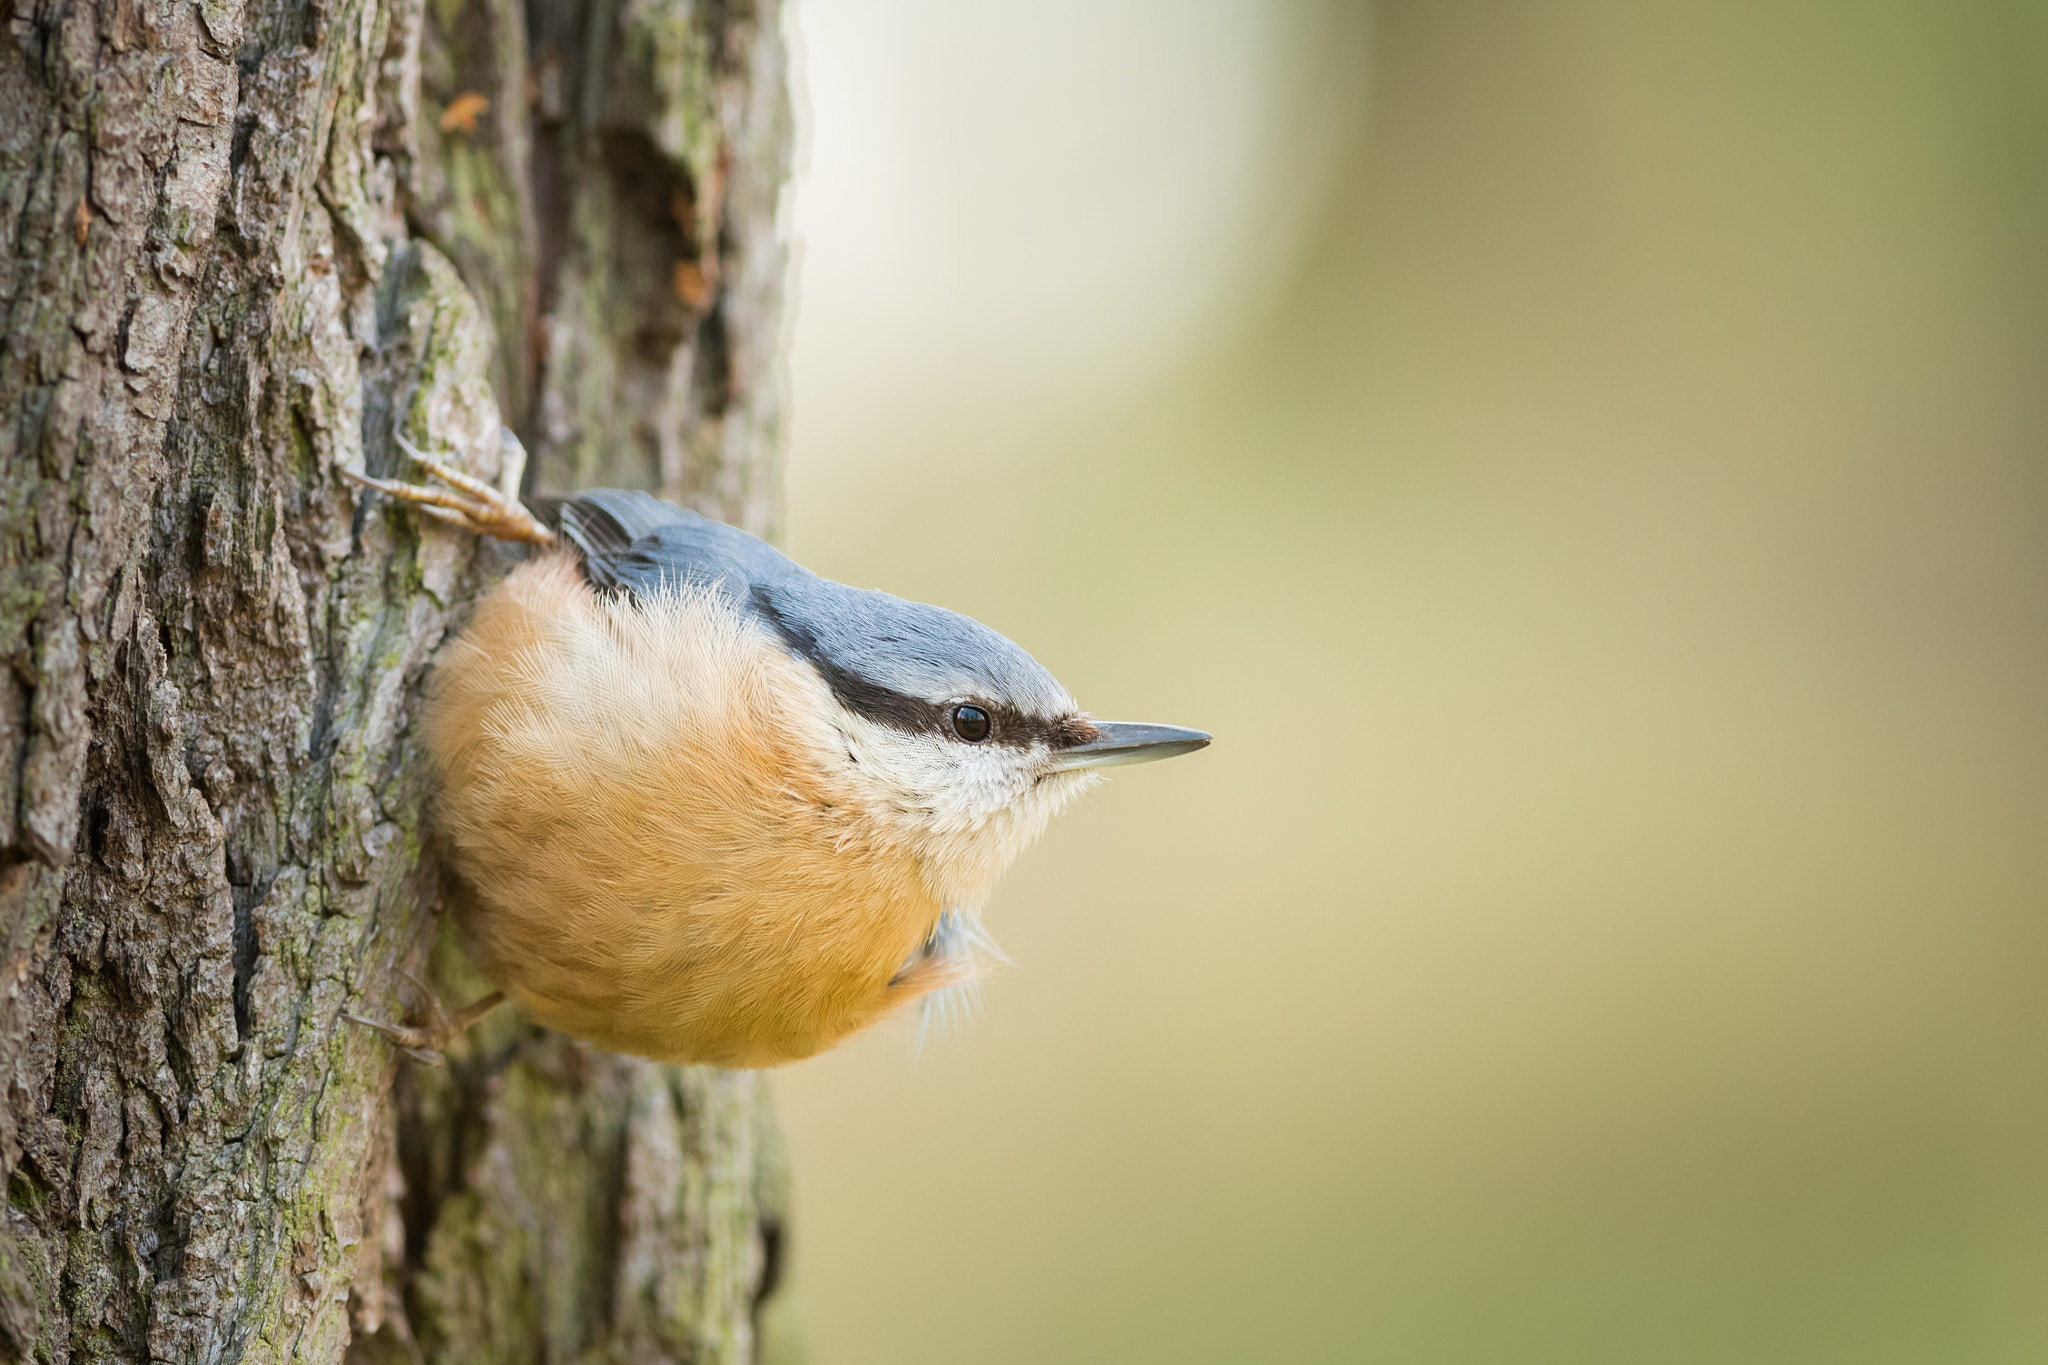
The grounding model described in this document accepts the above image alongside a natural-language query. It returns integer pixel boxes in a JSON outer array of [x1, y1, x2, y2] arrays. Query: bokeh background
[[765, 3, 2048, 1361]]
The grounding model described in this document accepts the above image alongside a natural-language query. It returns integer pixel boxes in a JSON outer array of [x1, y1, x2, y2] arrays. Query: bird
[[341, 435, 1210, 1068]]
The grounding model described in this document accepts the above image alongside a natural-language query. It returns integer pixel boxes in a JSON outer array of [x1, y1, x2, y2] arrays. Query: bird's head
[[751, 582, 1209, 906]]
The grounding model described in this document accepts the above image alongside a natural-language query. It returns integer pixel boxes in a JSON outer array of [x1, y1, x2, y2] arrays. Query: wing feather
[[554, 490, 696, 591]]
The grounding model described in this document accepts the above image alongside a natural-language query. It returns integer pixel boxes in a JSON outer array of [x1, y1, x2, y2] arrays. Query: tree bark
[[0, 0, 793, 1360]]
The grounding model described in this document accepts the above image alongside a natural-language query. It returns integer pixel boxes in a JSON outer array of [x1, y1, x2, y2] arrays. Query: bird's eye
[[951, 704, 992, 743]]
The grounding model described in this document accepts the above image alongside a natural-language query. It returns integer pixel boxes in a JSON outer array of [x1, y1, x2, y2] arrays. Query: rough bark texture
[[0, 0, 793, 1360]]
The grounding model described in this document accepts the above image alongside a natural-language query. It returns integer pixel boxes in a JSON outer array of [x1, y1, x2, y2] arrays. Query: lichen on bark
[[0, 0, 794, 1360]]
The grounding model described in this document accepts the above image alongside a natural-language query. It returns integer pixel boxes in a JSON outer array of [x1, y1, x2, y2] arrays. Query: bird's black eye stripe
[[950, 704, 992, 743], [750, 588, 1101, 749]]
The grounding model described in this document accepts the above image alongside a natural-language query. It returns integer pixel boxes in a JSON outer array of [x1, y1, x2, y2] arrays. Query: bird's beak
[[1049, 721, 1212, 771]]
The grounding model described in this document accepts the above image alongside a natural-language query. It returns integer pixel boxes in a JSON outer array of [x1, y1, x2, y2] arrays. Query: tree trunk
[[0, 0, 793, 1360]]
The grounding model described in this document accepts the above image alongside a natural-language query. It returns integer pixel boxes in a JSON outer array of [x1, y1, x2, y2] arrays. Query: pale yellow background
[[770, 3, 2048, 1361]]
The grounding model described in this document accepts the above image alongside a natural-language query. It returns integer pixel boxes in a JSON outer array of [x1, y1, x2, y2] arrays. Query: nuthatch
[[343, 437, 1209, 1067]]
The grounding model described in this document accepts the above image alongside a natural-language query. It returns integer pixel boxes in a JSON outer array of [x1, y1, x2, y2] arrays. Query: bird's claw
[[343, 973, 508, 1066], [344, 434, 557, 548], [341, 1012, 448, 1065]]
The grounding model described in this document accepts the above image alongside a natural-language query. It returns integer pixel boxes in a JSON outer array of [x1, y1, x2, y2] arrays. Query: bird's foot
[[344, 434, 558, 547], [344, 971, 509, 1066]]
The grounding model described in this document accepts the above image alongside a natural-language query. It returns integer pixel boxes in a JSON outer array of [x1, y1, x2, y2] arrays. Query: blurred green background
[[767, 2, 2048, 1361]]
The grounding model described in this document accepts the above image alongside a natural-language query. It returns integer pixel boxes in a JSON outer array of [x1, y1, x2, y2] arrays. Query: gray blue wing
[[554, 490, 801, 598], [550, 490, 1072, 727]]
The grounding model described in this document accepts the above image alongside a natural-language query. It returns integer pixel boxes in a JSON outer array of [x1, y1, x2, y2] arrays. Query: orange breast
[[426, 554, 946, 1066]]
